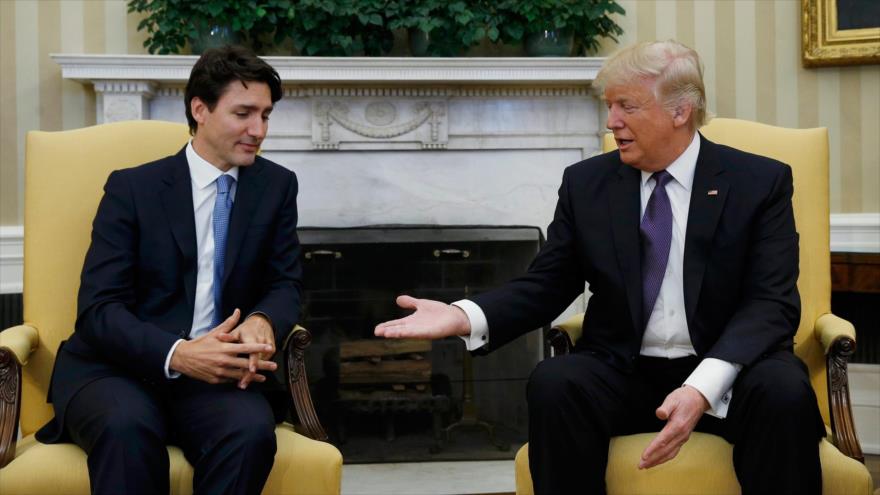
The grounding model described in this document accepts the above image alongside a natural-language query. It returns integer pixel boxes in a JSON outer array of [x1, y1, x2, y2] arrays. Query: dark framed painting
[[802, 0, 880, 67]]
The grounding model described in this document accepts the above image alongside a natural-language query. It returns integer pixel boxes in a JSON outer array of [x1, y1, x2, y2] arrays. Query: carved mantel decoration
[[313, 98, 448, 150]]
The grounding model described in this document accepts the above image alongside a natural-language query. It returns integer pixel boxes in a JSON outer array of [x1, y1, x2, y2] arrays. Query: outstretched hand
[[170, 309, 277, 385], [374, 295, 472, 340], [639, 385, 709, 469]]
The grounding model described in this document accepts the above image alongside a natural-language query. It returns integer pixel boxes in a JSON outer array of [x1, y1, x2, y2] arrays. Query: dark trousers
[[63, 374, 277, 495], [527, 350, 825, 495]]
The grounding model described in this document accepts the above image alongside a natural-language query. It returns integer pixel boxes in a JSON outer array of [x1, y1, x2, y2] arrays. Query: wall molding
[[830, 213, 880, 253], [0, 226, 23, 294], [1, 214, 877, 294], [849, 363, 880, 455]]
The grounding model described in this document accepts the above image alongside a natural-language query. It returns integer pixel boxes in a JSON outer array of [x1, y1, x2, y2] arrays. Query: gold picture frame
[[802, 0, 880, 67]]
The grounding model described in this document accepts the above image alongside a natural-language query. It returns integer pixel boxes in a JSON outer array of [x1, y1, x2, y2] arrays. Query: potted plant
[[386, 0, 485, 57], [487, 0, 624, 56], [128, 0, 296, 55], [291, 0, 395, 56]]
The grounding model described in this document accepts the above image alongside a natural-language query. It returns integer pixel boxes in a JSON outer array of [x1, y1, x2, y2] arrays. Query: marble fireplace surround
[[54, 55, 606, 235]]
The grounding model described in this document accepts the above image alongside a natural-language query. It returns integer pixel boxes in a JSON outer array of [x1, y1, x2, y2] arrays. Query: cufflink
[[481, 335, 487, 341]]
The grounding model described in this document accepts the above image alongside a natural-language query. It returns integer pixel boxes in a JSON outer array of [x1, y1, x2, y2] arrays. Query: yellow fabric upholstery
[[1, 120, 342, 494], [515, 437, 873, 495], [514, 119, 872, 493], [0, 425, 341, 495]]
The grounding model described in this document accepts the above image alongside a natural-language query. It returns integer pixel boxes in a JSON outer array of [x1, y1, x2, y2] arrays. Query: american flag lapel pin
[[707, 189, 718, 196]]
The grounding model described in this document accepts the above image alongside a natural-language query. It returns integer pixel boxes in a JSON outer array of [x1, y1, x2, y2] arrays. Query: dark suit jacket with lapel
[[471, 134, 800, 371], [37, 147, 303, 443]]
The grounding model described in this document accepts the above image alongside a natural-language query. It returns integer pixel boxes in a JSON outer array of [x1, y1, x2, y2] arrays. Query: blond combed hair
[[595, 40, 710, 130]]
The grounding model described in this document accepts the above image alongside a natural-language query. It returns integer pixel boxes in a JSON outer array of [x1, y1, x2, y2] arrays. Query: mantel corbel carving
[[93, 80, 157, 123]]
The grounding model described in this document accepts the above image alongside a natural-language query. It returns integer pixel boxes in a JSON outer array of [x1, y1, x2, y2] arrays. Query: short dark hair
[[184, 45, 283, 135]]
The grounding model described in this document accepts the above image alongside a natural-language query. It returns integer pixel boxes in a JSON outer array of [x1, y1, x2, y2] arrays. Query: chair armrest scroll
[[815, 313, 856, 355], [0, 325, 38, 366], [0, 325, 36, 468], [547, 313, 584, 356], [815, 313, 863, 463], [283, 325, 329, 442]]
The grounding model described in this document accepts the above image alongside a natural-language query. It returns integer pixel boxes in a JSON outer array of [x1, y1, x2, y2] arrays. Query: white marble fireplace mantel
[[53, 54, 604, 84], [53, 54, 607, 234]]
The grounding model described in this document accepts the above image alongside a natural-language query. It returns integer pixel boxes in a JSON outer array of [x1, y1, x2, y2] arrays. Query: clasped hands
[[374, 294, 711, 470], [170, 309, 277, 389]]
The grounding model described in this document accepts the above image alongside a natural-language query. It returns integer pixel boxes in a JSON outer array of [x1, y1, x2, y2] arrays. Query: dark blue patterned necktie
[[212, 174, 235, 327], [640, 170, 673, 328]]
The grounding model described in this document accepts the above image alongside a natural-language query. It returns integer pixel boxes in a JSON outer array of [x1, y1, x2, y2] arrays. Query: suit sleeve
[[705, 164, 801, 366], [75, 171, 181, 382], [470, 166, 586, 353], [249, 171, 303, 347]]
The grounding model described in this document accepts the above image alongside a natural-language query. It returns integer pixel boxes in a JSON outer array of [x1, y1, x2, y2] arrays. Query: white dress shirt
[[456, 133, 740, 418], [163, 141, 238, 378]]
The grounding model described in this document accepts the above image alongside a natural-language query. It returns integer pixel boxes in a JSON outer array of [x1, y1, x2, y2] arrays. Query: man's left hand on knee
[[639, 385, 709, 469]]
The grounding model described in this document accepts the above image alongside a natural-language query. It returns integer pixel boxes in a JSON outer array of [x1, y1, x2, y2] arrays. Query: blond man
[[375, 40, 824, 494]]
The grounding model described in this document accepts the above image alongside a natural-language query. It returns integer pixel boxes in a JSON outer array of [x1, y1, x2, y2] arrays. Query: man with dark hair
[[183, 44, 283, 136], [36, 45, 302, 495]]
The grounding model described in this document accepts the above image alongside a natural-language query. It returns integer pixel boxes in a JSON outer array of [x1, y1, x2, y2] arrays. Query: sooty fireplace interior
[[298, 226, 545, 462]]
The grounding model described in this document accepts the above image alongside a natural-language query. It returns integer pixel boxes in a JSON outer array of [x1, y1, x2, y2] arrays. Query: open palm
[[374, 295, 471, 340]]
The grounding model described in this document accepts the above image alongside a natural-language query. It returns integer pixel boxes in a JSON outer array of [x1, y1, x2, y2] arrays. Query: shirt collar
[[640, 132, 700, 192], [186, 140, 239, 190]]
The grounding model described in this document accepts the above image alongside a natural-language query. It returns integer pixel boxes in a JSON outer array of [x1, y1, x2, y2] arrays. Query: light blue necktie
[[212, 174, 235, 327]]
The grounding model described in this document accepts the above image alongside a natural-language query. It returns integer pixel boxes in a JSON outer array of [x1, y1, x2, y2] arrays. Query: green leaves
[[490, 0, 624, 54], [128, 0, 624, 56], [129, 0, 298, 54]]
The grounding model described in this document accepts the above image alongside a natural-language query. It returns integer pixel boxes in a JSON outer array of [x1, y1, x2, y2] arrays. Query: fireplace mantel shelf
[[52, 54, 604, 85]]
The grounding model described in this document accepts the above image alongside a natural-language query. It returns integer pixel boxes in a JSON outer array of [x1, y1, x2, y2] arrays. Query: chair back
[[21, 120, 190, 435], [603, 118, 833, 425]]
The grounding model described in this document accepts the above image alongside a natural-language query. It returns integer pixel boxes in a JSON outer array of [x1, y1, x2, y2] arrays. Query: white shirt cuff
[[683, 358, 742, 419], [452, 299, 489, 351], [164, 339, 185, 379]]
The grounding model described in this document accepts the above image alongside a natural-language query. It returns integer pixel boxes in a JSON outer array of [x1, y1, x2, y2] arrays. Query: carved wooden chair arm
[[815, 313, 863, 463], [0, 325, 38, 468], [547, 313, 584, 356], [282, 325, 329, 442]]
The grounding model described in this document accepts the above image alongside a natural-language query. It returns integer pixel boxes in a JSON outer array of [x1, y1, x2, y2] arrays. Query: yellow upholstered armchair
[[514, 118, 873, 494], [0, 120, 342, 494]]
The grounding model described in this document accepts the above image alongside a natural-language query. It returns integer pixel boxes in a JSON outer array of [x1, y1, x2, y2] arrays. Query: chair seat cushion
[[515, 432, 872, 495], [0, 424, 342, 495]]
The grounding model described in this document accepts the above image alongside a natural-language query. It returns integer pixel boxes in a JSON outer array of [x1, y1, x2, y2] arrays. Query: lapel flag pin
[[707, 189, 718, 196]]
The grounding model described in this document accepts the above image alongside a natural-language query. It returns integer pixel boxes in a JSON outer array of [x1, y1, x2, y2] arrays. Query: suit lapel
[[608, 161, 644, 334], [683, 135, 729, 324], [159, 148, 198, 310], [221, 159, 269, 288]]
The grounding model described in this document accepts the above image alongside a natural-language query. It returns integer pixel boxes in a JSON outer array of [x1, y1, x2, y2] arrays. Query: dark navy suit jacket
[[37, 147, 303, 443], [471, 134, 801, 371]]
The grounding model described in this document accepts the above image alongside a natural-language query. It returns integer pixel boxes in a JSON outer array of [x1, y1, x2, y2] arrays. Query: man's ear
[[191, 97, 208, 126], [672, 104, 692, 128]]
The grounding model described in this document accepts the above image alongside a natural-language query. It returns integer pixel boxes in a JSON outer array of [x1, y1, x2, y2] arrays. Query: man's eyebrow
[[234, 104, 274, 112]]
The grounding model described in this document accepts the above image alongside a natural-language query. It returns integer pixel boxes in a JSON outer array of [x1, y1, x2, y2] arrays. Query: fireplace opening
[[297, 226, 545, 463]]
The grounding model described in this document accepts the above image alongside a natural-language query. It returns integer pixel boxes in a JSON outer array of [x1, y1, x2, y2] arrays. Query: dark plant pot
[[408, 28, 431, 57], [524, 30, 574, 57], [246, 31, 297, 56], [190, 25, 242, 54], [362, 26, 395, 57]]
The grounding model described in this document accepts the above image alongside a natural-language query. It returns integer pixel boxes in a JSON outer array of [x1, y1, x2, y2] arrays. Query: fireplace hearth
[[298, 226, 544, 462]]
